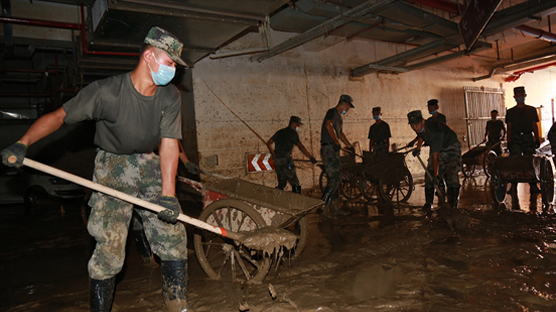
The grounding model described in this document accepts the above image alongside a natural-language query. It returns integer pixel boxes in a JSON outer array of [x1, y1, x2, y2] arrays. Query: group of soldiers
[[267, 86, 541, 215], [0, 20, 545, 312]]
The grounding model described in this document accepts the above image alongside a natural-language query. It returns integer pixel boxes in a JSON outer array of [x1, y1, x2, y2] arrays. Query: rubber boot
[[422, 188, 435, 216], [90, 277, 116, 312], [161, 260, 192, 312], [292, 185, 302, 194], [447, 187, 460, 209], [321, 187, 335, 206]]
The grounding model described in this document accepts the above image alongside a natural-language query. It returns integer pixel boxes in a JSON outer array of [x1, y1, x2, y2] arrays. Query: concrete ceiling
[[2, 0, 556, 118]]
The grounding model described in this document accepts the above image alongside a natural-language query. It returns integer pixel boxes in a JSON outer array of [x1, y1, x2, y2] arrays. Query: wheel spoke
[[233, 249, 252, 280]]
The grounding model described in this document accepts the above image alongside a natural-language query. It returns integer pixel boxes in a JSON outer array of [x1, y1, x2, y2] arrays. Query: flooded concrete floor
[[3, 175, 556, 311]]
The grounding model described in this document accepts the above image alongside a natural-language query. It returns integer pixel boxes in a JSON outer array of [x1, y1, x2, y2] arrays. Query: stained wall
[[192, 32, 503, 189]]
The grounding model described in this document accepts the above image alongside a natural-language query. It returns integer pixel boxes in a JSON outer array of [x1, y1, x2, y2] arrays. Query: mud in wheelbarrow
[[178, 176, 323, 283]]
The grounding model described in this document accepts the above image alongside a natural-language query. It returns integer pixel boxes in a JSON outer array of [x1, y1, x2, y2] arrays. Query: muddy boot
[[292, 185, 302, 194], [161, 260, 192, 312], [422, 187, 435, 216], [90, 277, 115, 312], [447, 187, 460, 209], [320, 188, 336, 206]]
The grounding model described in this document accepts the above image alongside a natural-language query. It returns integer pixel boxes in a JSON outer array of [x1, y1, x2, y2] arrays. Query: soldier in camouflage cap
[[144, 26, 187, 67], [1, 26, 195, 312], [408, 110, 462, 215]]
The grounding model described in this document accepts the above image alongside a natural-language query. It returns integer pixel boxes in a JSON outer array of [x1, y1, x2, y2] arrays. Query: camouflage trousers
[[320, 144, 341, 192], [425, 141, 462, 189], [274, 155, 299, 189], [87, 150, 187, 280], [509, 133, 535, 156]]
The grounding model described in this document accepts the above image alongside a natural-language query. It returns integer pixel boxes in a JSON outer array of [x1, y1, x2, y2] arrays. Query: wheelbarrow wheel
[[282, 216, 308, 259], [194, 198, 271, 284], [378, 166, 413, 203], [462, 163, 476, 177], [483, 150, 497, 178], [541, 157, 555, 212], [490, 165, 507, 205], [340, 170, 363, 200]]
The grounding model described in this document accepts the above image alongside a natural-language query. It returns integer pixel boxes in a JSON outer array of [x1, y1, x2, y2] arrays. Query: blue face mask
[[419, 126, 424, 133], [148, 56, 176, 86], [515, 97, 525, 103], [295, 127, 299, 132], [341, 110, 346, 115], [373, 115, 380, 120], [429, 110, 437, 115]]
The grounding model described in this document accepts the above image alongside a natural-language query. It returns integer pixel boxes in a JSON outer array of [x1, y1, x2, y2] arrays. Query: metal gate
[[464, 86, 505, 148]]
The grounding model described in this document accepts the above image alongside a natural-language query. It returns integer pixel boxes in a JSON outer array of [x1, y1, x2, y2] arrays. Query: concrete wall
[[192, 32, 503, 190]]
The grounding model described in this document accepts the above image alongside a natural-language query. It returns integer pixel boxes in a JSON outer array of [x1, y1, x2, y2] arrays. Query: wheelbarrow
[[462, 141, 501, 178], [178, 175, 323, 284], [489, 155, 554, 210]]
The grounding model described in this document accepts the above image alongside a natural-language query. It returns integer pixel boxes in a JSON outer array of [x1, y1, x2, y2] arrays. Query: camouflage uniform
[[425, 141, 462, 189], [88, 150, 187, 279], [320, 144, 341, 192], [273, 155, 299, 189]]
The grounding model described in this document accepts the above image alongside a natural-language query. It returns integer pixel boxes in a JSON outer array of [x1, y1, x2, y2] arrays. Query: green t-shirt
[[368, 121, 391, 142], [63, 72, 182, 154], [419, 120, 459, 154], [271, 127, 300, 158]]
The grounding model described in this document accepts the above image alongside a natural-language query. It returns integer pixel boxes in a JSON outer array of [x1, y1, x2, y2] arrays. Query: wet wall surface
[[2, 175, 556, 311]]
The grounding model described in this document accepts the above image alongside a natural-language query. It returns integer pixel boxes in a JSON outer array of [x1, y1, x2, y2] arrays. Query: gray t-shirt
[[63, 72, 181, 154], [321, 108, 342, 144]]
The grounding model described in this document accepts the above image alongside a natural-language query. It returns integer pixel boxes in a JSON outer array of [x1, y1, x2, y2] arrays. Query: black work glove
[[310, 157, 317, 164], [535, 139, 541, 149], [333, 144, 341, 152], [157, 196, 181, 224], [348, 146, 356, 155], [1, 141, 27, 168], [184, 161, 198, 174], [412, 148, 421, 157], [407, 140, 415, 148]]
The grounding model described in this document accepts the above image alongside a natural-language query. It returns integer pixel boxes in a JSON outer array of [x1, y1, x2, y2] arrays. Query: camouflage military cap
[[372, 106, 381, 113], [427, 99, 439, 106], [144, 26, 187, 67], [290, 116, 303, 125], [407, 110, 423, 124], [339, 94, 354, 108]]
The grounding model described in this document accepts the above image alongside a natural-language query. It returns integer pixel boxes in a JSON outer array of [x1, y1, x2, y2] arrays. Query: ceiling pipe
[[505, 61, 556, 82], [119, 0, 263, 24], [407, 0, 556, 43], [254, 0, 397, 62], [515, 24, 556, 43], [0, 16, 80, 30]]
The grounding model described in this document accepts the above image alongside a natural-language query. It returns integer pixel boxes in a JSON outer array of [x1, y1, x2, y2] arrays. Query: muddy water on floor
[[3, 175, 556, 311]]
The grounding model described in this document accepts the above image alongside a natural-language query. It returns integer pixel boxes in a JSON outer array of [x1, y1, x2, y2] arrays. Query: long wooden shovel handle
[[415, 154, 446, 205], [19, 157, 240, 241]]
